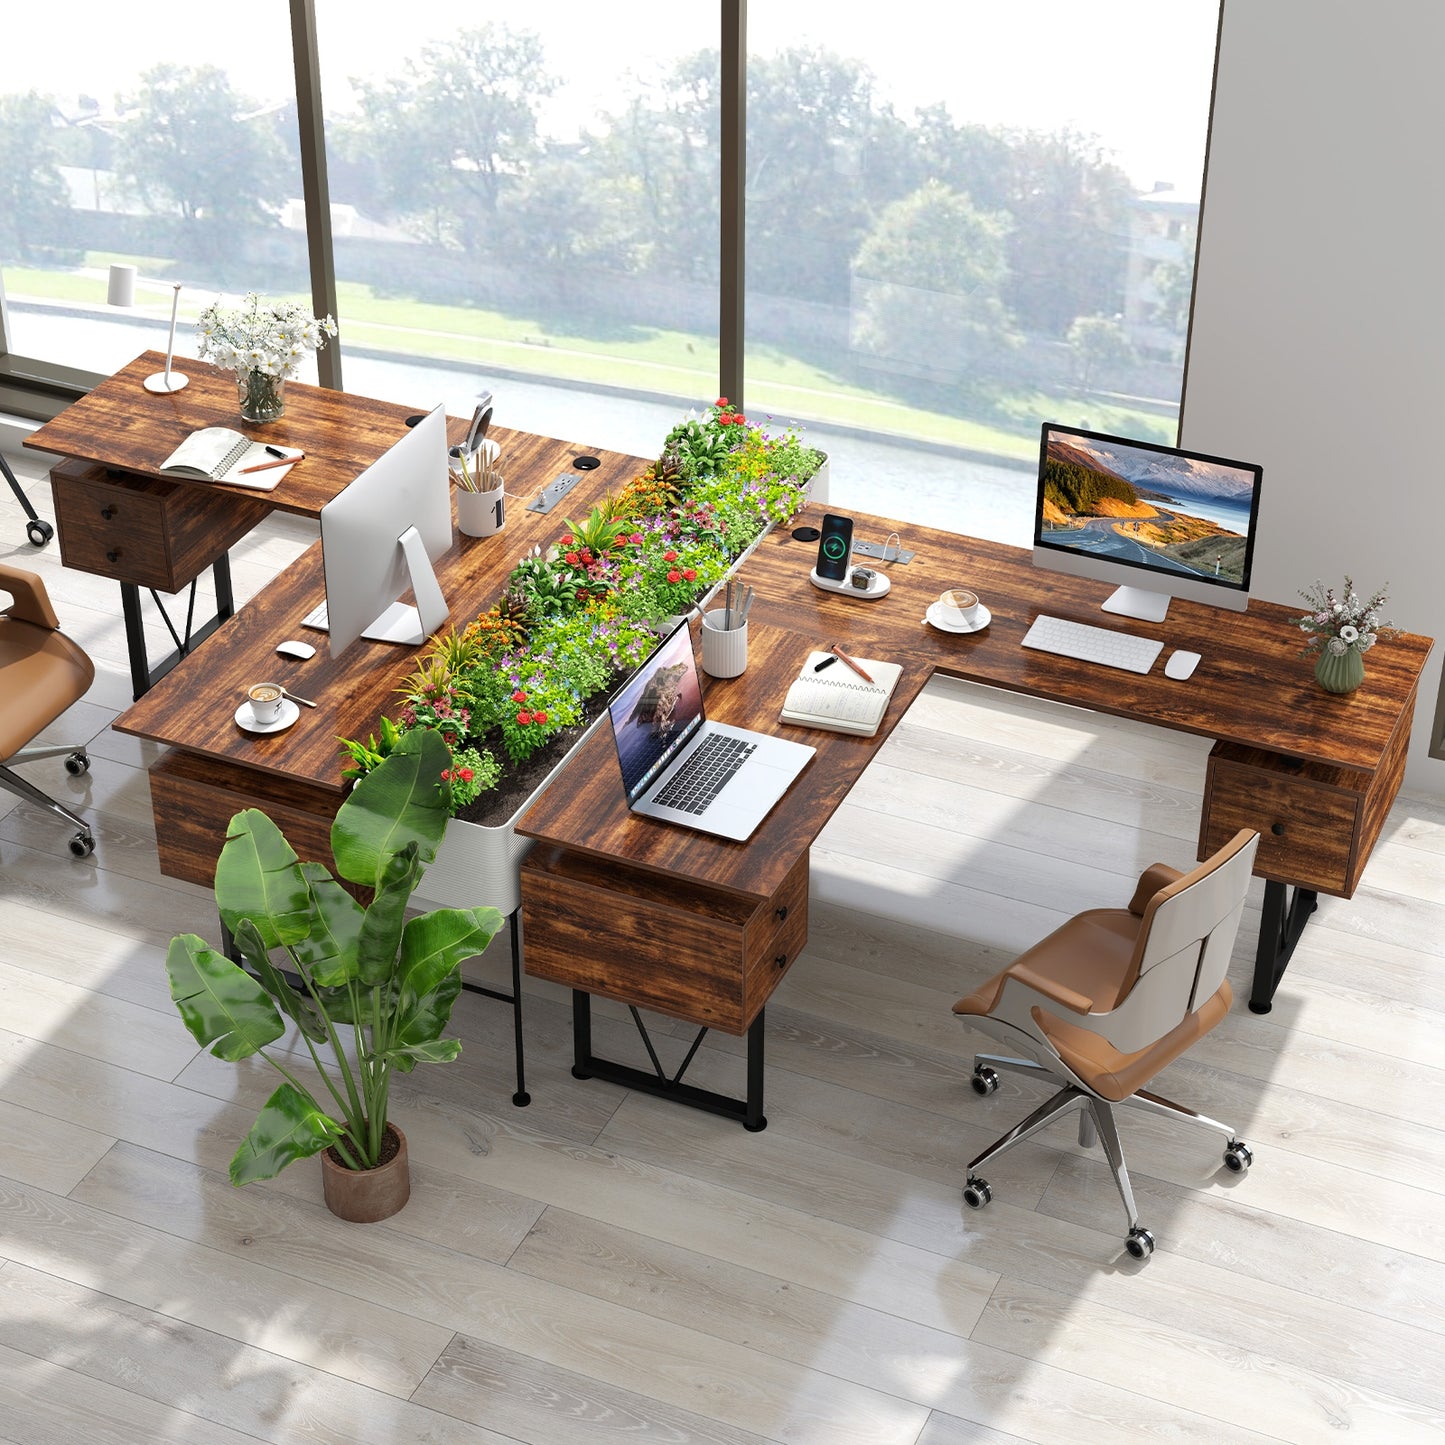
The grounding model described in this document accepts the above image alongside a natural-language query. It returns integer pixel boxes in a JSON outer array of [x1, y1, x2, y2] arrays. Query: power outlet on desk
[[852, 538, 915, 564], [527, 472, 582, 514]]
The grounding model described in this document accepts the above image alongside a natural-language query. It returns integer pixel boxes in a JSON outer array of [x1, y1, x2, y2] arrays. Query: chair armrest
[[1128, 862, 1184, 916], [0, 563, 60, 631], [1008, 963, 1093, 1014]]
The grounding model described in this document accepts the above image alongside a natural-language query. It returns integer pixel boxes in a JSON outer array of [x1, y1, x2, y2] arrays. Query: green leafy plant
[[166, 730, 502, 1184], [559, 501, 631, 557]]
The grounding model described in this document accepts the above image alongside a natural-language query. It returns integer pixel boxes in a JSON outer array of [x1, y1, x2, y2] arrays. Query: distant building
[[1123, 181, 1199, 359]]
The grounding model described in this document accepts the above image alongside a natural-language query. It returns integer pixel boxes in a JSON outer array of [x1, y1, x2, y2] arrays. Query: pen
[[239, 453, 303, 474], [264, 445, 286, 458], [830, 644, 874, 683], [814, 655, 838, 672]]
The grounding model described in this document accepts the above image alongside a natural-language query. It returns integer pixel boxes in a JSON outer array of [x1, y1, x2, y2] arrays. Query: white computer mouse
[[276, 639, 316, 661], [1164, 649, 1201, 680]]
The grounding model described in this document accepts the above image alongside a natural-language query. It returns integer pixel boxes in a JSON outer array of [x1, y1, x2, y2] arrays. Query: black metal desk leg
[[743, 1009, 767, 1131], [121, 583, 149, 700], [1250, 881, 1318, 1014], [568, 989, 769, 1131], [507, 911, 530, 1106]]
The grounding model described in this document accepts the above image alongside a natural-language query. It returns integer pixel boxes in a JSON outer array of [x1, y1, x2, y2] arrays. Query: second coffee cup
[[938, 588, 984, 627]]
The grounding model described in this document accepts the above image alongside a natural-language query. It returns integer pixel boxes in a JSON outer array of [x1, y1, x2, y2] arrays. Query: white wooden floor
[[3, 446, 1444, 1444]]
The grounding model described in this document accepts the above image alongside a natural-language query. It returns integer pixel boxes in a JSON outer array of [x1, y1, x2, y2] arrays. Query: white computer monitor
[[319, 403, 452, 658], [1032, 423, 1263, 623]]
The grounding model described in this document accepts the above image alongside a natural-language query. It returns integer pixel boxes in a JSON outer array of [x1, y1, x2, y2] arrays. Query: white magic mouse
[[276, 639, 316, 661], [1164, 649, 1201, 681]]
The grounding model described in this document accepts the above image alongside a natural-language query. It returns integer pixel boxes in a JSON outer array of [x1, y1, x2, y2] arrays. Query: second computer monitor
[[319, 403, 452, 658], [1032, 423, 1263, 623]]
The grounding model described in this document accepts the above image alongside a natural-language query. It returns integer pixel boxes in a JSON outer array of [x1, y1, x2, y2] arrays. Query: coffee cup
[[247, 682, 286, 724], [937, 588, 984, 627]]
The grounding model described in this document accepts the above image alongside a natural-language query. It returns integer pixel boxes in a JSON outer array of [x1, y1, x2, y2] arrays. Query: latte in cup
[[247, 682, 286, 724], [938, 588, 984, 626]]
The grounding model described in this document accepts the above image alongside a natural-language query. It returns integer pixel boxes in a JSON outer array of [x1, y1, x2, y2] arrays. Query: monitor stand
[[361, 525, 450, 645], [1100, 584, 1170, 624]]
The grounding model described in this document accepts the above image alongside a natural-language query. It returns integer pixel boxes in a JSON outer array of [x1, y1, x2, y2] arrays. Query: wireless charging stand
[[809, 567, 891, 600]]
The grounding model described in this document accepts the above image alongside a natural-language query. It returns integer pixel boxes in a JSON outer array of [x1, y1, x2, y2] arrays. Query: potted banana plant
[[166, 729, 502, 1222]]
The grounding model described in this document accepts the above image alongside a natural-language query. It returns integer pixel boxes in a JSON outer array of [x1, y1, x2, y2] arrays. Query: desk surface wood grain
[[113, 428, 642, 791]]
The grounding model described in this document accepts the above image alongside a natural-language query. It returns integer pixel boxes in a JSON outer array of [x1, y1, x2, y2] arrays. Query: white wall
[[1182, 0, 1445, 793]]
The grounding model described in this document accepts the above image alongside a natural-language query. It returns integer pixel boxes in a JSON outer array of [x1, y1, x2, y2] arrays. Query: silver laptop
[[607, 622, 815, 841]]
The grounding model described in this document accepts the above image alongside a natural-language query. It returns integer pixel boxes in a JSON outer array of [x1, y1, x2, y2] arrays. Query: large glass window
[[745, 1, 1220, 538], [2, 2, 1218, 503], [314, 1, 718, 455], [0, 1, 308, 381]]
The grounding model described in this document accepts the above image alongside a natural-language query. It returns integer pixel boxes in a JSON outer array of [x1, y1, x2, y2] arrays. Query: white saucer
[[235, 698, 300, 734], [925, 601, 991, 634]]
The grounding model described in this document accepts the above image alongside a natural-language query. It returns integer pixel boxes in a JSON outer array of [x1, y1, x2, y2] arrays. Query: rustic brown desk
[[29, 362, 1432, 1129], [24, 350, 470, 698], [515, 508, 1433, 1126]]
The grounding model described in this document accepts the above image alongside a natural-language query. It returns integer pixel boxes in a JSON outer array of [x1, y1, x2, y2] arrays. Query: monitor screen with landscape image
[[1032, 424, 1263, 622]]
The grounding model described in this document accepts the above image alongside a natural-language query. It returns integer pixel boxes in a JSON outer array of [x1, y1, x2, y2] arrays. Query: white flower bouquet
[[1296, 576, 1395, 656], [196, 292, 337, 380], [196, 293, 337, 422]]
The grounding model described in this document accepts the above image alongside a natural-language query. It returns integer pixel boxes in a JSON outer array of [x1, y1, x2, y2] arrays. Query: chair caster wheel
[[963, 1176, 992, 1209], [27, 519, 54, 547], [69, 832, 95, 858], [65, 752, 91, 776], [1126, 1227, 1155, 1260], [1223, 1140, 1253, 1173], [971, 1064, 1000, 1097]]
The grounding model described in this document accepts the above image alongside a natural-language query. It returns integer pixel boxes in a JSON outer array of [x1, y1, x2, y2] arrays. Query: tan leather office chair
[[953, 828, 1259, 1259], [0, 562, 96, 857]]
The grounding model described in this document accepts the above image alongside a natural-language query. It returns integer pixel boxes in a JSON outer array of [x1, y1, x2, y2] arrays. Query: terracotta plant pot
[[320, 1123, 409, 1222]]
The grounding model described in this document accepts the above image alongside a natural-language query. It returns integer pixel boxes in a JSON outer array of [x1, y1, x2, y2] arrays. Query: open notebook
[[159, 428, 301, 490]]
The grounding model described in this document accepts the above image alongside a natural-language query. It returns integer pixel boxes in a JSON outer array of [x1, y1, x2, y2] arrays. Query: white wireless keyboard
[[1021, 614, 1164, 674], [301, 600, 330, 631]]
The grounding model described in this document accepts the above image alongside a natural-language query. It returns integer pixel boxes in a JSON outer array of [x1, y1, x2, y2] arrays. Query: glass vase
[[237, 371, 286, 423], [1314, 644, 1365, 695]]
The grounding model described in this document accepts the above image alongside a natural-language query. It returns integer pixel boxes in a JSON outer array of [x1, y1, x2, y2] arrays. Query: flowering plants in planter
[[338, 401, 824, 826]]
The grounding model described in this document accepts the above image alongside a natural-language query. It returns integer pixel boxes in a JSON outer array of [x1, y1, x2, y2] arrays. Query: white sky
[[11, 1, 1218, 190]]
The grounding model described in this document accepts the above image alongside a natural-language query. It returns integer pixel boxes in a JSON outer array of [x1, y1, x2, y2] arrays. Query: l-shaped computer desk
[[27, 355, 1435, 1129]]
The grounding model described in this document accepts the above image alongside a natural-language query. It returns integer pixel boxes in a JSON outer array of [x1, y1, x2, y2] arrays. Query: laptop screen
[[607, 623, 706, 804]]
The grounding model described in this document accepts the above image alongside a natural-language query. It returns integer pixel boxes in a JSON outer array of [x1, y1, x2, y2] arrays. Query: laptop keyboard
[[653, 732, 756, 814]]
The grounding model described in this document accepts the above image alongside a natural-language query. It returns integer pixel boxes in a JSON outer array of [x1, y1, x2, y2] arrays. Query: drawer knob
[[775, 905, 789, 922], [774, 953, 788, 969], [106, 549, 121, 563], [100, 504, 117, 520], [1271, 822, 1285, 837]]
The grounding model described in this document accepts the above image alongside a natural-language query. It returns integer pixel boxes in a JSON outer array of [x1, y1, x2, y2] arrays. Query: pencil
[[830, 644, 874, 683], [239, 453, 302, 474]]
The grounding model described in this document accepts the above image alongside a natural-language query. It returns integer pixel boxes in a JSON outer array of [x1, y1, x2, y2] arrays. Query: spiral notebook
[[780, 651, 903, 737], [158, 428, 301, 490]]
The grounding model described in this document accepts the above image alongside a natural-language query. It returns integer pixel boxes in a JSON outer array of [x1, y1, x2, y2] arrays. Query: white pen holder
[[457, 483, 505, 538], [700, 608, 748, 678]]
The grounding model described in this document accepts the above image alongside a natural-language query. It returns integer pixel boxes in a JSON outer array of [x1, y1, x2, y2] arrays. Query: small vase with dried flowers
[[1296, 576, 1395, 694]]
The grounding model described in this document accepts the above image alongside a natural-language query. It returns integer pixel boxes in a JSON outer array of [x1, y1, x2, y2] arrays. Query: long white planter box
[[411, 714, 604, 916], [411, 456, 827, 916]]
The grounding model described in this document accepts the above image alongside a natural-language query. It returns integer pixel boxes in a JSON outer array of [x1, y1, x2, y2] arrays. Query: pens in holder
[[830, 644, 874, 683]]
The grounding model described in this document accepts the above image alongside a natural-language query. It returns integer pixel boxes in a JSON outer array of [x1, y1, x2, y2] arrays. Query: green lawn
[[4, 258, 1174, 457]]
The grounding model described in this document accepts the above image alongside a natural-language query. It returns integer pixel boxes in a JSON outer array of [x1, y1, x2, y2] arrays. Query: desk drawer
[[51, 460, 268, 591], [1200, 745, 1364, 896], [521, 845, 809, 1035]]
